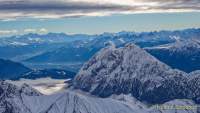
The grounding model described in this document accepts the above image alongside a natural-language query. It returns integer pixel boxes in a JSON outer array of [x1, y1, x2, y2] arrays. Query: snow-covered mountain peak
[[72, 42, 200, 105], [73, 43, 188, 101]]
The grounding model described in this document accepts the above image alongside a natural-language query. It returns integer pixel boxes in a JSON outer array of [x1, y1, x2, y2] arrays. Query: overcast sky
[[0, 0, 200, 36]]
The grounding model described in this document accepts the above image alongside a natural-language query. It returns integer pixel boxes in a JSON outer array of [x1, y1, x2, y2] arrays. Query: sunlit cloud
[[24, 28, 37, 33], [0, 28, 48, 37], [0, 0, 199, 20], [0, 29, 18, 35], [24, 28, 48, 34], [39, 28, 48, 34]]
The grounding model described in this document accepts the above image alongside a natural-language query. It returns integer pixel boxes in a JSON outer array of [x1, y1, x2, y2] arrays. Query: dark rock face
[[73, 43, 200, 104], [0, 59, 31, 79]]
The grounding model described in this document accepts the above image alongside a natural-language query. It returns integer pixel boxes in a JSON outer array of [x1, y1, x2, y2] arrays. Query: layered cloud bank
[[0, 0, 199, 19], [0, 28, 48, 36]]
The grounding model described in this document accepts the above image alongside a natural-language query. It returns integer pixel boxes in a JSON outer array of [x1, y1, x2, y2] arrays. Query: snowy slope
[[23, 91, 199, 113], [73, 43, 200, 104], [22, 91, 145, 113], [111, 94, 198, 113], [0, 81, 199, 113], [0, 81, 144, 113]]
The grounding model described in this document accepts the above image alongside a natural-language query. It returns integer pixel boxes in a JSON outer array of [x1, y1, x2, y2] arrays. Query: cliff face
[[73, 43, 200, 104]]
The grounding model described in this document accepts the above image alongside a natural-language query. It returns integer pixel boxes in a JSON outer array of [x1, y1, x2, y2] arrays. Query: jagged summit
[[73, 43, 200, 104]]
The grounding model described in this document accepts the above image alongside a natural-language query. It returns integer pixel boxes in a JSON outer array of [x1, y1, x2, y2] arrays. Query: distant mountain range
[[145, 39, 200, 72], [0, 33, 93, 61], [0, 28, 200, 73], [0, 33, 93, 46], [23, 28, 200, 73], [24, 45, 100, 63]]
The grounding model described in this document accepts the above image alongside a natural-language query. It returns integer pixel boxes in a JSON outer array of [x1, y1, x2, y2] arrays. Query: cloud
[[0, 0, 199, 20], [24, 28, 37, 33], [0, 29, 18, 35], [24, 28, 48, 34], [39, 28, 48, 34]]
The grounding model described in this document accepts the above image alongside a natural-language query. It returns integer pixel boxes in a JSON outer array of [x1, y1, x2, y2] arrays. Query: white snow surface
[[22, 91, 144, 113], [1, 77, 200, 113]]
